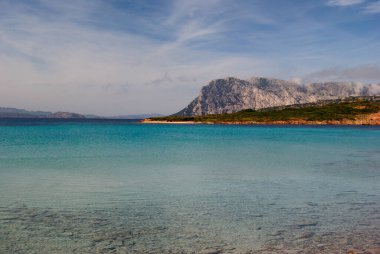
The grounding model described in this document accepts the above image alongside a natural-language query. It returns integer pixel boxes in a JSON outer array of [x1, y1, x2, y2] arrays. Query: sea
[[0, 118, 379, 253]]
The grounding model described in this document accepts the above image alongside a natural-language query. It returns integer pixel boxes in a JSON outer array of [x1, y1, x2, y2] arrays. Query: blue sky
[[0, 0, 379, 115]]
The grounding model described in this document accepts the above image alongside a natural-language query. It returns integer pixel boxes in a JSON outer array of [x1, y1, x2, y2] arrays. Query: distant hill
[[0, 107, 162, 119], [175, 77, 380, 116], [0, 107, 51, 118], [48, 112, 86, 119], [0, 107, 86, 119]]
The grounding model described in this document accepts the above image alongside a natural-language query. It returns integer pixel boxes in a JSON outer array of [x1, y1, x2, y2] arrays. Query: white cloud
[[165, 0, 222, 26], [363, 1, 380, 13], [303, 64, 380, 82], [0, 0, 378, 115], [290, 77, 303, 85], [0, 0, 264, 115], [327, 0, 366, 6]]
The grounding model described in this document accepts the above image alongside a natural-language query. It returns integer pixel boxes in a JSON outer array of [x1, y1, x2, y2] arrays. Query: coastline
[[140, 119, 201, 124], [140, 112, 380, 126]]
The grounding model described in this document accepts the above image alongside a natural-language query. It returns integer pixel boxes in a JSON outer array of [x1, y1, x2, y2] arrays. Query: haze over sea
[[0, 119, 379, 253]]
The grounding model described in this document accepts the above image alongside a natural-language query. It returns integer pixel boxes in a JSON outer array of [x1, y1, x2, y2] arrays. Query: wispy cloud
[[303, 64, 380, 82], [327, 0, 380, 14], [363, 1, 380, 13], [0, 0, 266, 115], [0, 0, 379, 115], [327, 0, 366, 6], [165, 0, 222, 26]]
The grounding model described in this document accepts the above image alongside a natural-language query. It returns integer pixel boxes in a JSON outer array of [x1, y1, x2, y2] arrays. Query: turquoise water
[[0, 119, 379, 253]]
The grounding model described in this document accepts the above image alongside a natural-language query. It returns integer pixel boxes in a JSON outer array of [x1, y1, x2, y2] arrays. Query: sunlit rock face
[[175, 77, 379, 116]]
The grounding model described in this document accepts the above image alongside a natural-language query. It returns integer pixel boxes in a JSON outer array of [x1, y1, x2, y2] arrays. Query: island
[[142, 96, 380, 125]]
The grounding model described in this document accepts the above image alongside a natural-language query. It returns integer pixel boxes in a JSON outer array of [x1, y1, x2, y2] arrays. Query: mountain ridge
[[0, 107, 162, 119], [175, 77, 380, 116], [0, 107, 87, 119]]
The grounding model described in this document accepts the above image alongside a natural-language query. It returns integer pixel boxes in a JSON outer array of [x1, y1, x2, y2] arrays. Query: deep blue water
[[0, 119, 379, 253]]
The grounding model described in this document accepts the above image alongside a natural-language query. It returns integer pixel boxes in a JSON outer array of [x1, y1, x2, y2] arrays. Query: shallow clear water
[[0, 119, 379, 253]]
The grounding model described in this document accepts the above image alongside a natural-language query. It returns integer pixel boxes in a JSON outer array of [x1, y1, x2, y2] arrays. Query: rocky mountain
[[175, 77, 380, 116]]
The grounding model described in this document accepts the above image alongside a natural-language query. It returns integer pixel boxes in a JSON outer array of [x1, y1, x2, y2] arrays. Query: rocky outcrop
[[175, 77, 380, 116]]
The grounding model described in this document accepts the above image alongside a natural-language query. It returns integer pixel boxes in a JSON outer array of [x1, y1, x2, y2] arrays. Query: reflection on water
[[0, 120, 379, 253]]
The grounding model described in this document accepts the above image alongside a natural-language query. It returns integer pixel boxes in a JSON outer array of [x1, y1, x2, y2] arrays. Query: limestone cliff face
[[175, 77, 379, 116]]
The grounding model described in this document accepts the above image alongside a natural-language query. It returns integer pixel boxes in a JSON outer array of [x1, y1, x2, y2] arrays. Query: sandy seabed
[[1, 204, 379, 254]]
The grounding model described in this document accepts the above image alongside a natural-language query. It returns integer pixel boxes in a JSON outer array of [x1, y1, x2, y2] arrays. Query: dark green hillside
[[148, 96, 380, 123]]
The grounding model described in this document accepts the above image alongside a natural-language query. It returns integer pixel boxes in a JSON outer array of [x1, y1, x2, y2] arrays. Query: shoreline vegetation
[[142, 96, 380, 125]]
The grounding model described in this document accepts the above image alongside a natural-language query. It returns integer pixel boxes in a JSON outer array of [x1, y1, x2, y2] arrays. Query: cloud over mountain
[[0, 0, 379, 115]]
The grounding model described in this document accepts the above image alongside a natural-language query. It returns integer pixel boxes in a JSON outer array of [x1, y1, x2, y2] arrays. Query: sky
[[1, 0, 380, 115]]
